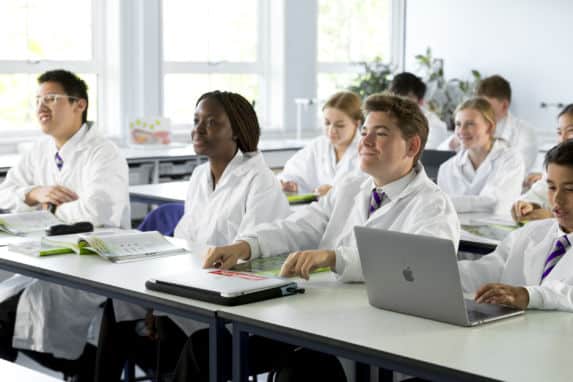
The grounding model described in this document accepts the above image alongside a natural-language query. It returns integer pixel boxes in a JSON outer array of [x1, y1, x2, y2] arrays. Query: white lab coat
[[521, 172, 549, 209], [278, 132, 362, 194], [437, 112, 538, 173], [423, 107, 449, 150], [0, 123, 130, 360], [458, 219, 573, 311], [238, 163, 460, 283], [437, 140, 524, 216], [174, 150, 291, 244], [128, 151, 291, 335]]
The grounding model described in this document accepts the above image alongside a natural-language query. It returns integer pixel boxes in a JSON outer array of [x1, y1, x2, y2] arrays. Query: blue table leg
[[232, 322, 250, 382], [209, 316, 226, 382]]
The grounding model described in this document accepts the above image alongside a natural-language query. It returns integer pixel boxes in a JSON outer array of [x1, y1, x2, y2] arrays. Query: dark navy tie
[[55, 152, 64, 171]]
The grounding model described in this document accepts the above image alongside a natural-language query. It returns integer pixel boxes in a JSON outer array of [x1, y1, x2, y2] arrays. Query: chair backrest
[[137, 203, 185, 237], [420, 149, 456, 182]]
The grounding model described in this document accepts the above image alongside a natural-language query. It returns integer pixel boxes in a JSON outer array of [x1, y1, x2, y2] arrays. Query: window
[[317, 0, 393, 102], [162, 0, 266, 129], [0, 0, 102, 135]]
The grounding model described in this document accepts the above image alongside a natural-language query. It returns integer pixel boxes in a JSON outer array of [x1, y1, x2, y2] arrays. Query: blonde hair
[[323, 91, 364, 123], [455, 97, 497, 137]]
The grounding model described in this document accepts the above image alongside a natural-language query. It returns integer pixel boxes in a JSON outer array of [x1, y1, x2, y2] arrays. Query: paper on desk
[[0, 274, 35, 301]]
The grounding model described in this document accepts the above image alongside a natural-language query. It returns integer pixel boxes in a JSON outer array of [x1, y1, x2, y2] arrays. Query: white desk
[[0, 359, 61, 381], [130, 181, 187, 204], [220, 273, 573, 382], [0, 244, 227, 382]]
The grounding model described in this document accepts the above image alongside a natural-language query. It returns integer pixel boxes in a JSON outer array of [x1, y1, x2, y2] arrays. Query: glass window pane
[[163, 0, 257, 62], [0, 0, 92, 60], [164, 74, 259, 126], [317, 73, 358, 104], [0, 73, 97, 131], [318, 0, 391, 63]]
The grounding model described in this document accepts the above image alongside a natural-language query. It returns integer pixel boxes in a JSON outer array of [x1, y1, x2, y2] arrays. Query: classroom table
[[0, 242, 227, 382], [0, 358, 61, 381], [220, 273, 573, 382], [129, 181, 187, 204]]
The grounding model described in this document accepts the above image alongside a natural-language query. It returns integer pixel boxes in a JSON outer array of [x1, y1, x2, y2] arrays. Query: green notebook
[[233, 254, 329, 277], [286, 193, 318, 205]]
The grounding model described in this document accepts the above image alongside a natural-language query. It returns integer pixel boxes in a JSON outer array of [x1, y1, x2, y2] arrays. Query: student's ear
[[406, 135, 422, 160], [75, 99, 87, 115], [501, 99, 510, 114]]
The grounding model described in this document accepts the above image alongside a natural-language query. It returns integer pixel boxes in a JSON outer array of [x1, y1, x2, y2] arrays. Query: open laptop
[[354, 227, 524, 326]]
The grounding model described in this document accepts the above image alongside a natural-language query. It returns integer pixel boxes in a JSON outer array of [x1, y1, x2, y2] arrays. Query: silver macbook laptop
[[354, 227, 524, 326]]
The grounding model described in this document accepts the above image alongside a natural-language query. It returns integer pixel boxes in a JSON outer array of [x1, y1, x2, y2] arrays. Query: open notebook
[[0, 211, 61, 235], [9, 230, 188, 263]]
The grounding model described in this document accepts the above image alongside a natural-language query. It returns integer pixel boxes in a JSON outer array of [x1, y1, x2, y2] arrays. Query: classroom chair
[[137, 203, 184, 237]]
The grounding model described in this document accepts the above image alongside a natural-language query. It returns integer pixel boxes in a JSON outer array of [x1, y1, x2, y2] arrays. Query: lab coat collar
[[48, 122, 95, 160], [456, 139, 508, 169], [495, 112, 515, 142], [211, 150, 265, 190]]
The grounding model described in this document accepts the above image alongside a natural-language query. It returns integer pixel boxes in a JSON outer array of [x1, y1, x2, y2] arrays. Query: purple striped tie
[[55, 152, 63, 171], [368, 188, 385, 217], [541, 235, 570, 282]]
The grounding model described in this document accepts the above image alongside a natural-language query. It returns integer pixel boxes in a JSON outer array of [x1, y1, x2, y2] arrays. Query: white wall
[[404, 0, 573, 143]]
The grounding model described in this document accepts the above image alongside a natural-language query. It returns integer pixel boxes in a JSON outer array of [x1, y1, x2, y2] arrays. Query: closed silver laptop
[[354, 227, 524, 326]]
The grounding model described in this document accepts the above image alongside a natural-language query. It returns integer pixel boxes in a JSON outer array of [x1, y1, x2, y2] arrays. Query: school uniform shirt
[[496, 112, 538, 173], [459, 219, 573, 311], [277, 131, 362, 194], [423, 107, 449, 150], [173, 150, 291, 245], [238, 162, 460, 283], [2, 122, 130, 360], [0, 122, 130, 228], [437, 140, 524, 215], [521, 172, 549, 209]]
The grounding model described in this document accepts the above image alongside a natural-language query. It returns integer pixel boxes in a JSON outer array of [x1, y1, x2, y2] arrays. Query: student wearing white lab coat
[[512, 104, 573, 223], [440, 75, 538, 174], [98, 91, 291, 380], [279, 91, 364, 196], [172, 95, 460, 382], [0, 70, 129, 380], [437, 97, 524, 216], [459, 140, 573, 312], [389, 72, 449, 149]]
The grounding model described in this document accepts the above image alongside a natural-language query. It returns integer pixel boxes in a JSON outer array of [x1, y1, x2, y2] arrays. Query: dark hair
[[38, 69, 89, 124], [323, 91, 363, 123], [545, 140, 573, 169], [389, 72, 426, 101], [196, 91, 260, 153], [476, 74, 511, 103], [363, 93, 428, 163], [558, 104, 573, 119]]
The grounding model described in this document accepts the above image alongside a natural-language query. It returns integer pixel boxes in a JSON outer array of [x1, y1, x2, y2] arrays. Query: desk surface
[[130, 181, 187, 204], [219, 273, 573, 382], [0, 359, 60, 381], [0, 243, 221, 319]]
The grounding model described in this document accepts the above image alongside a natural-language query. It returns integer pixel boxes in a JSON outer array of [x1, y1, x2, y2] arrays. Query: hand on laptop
[[279, 250, 335, 280], [474, 283, 529, 309], [202, 241, 251, 269]]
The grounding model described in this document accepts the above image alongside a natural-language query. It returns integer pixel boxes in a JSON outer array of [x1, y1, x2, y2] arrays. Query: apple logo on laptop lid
[[402, 266, 414, 282]]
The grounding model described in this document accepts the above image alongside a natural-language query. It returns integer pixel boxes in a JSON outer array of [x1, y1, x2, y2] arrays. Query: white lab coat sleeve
[[235, 173, 291, 239], [458, 230, 515, 293], [277, 144, 317, 194], [237, 188, 334, 259], [55, 144, 129, 228], [520, 176, 548, 209], [0, 150, 40, 212], [526, 281, 573, 312], [425, 117, 449, 150]]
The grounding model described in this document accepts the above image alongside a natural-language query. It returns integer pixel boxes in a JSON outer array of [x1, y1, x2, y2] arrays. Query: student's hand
[[279, 250, 335, 280], [314, 184, 332, 197], [511, 201, 539, 222], [280, 180, 298, 193], [448, 136, 461, 150], [475, 283, 529, 309], [523, 172, 542, 189], [521, 208, 553, 221], [25, 185, 78, 207], [202, 241, 251, 270]]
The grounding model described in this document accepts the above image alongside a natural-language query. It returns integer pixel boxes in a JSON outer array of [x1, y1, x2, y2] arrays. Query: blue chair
[[137, 203, 185, 237]]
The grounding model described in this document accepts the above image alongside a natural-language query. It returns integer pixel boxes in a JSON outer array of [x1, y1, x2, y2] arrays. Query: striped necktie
[[368, 188, 385, 217], [55, 152, 64, 171], [541, 235, 571, 282]]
